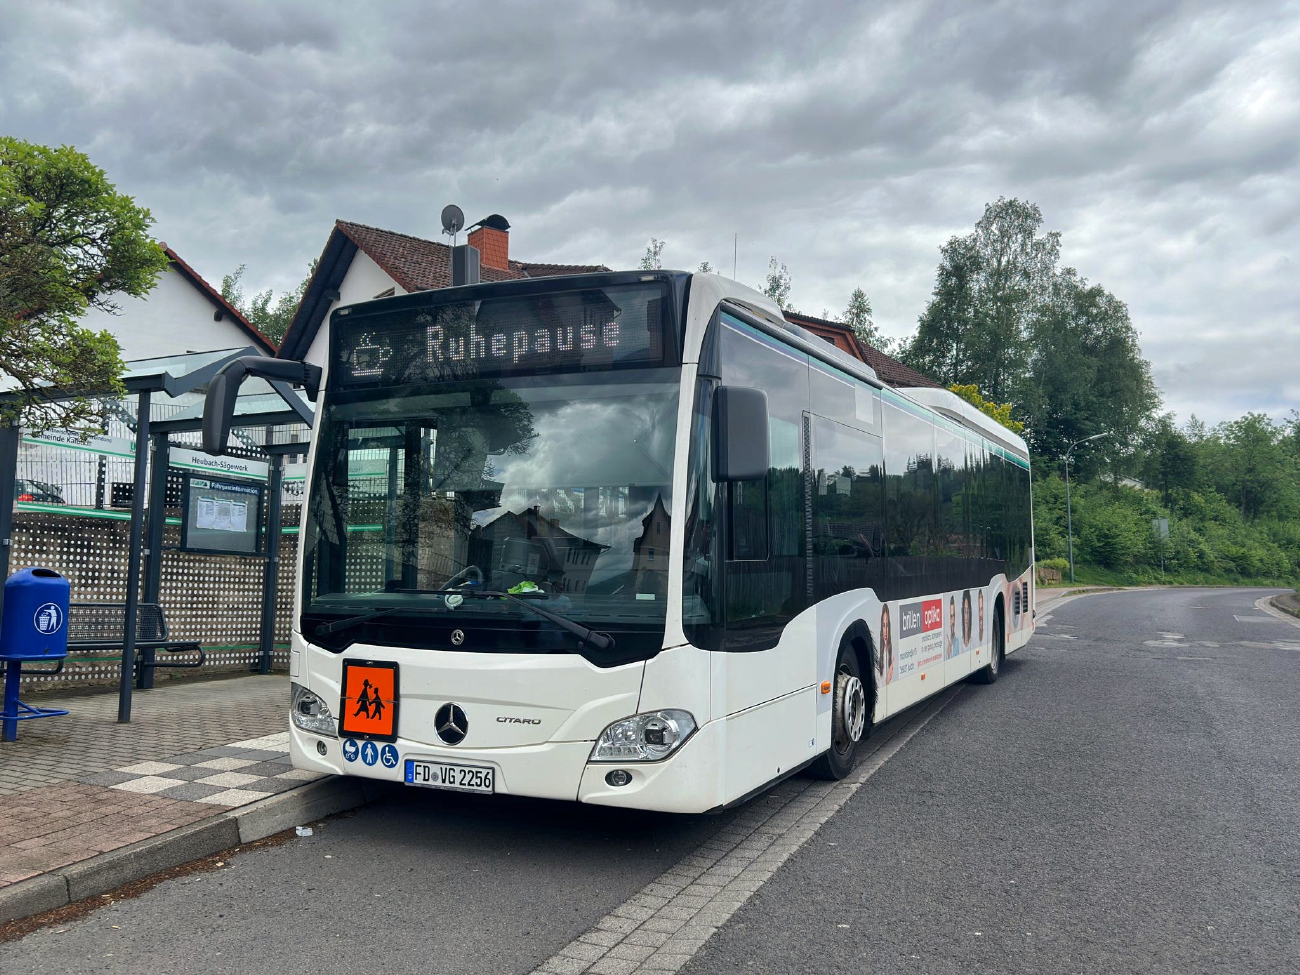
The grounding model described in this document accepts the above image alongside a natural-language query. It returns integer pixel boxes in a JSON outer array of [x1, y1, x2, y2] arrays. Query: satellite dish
[[440, 204, 465, 236]]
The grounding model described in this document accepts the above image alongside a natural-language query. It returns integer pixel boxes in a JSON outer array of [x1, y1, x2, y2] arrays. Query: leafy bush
[[1030, 470, 1297, 585]]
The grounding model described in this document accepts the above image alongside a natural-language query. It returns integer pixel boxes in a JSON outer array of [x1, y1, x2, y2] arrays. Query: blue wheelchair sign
[[380, 744, 399, 769]]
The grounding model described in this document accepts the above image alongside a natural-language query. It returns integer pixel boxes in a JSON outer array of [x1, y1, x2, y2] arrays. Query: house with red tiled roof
[[75, 245, 276, 360], [278, 217, 608, 364], [781, 309, 941, 389]]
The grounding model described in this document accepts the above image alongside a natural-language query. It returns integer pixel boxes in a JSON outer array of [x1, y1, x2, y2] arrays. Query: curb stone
[[0, 774, 370, 927], [1268, 593, 1300, 620]]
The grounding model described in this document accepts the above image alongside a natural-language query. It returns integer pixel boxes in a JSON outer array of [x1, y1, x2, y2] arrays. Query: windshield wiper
[[314, 605, 442, 636], [444, 591, 616, 651]]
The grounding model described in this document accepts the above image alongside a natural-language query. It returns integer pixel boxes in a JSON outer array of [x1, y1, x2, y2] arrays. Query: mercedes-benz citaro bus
[[203, 271, 1035, 813]]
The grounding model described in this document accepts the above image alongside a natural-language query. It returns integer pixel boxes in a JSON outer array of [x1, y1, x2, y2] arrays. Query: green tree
[[220, 260, 315, 347], [841, 286, 883, 347], [904, 198, 1060, 401], [0, 138, 168, 429], [902, 234, 979, 382], [1021, 268, 1158, 476], [948, 383, 1025, 434], [697, 260, 714, 273], [763, 257, 791, 309], [1140, 415, 1199, 505], [639, 238, 665, 270], [1212, 413, 1291, 521]]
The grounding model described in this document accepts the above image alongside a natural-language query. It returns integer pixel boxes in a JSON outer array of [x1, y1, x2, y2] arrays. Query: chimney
[[467, 214, 510, 271]]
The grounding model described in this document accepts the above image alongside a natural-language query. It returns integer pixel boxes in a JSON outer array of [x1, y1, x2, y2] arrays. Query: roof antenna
[[441, 204, 465, 247], [733, 233, 737, 280]]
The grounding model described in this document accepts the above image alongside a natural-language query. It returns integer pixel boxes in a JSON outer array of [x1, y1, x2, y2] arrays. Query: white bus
[[206, 271, 1035, 813]]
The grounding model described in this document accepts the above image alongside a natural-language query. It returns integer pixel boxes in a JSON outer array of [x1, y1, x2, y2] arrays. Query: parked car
[[14, 478, 64, 503]]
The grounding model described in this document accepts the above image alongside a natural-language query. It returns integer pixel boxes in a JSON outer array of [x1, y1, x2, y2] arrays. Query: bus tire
[[972, 606, 1004, 685], [809, 640, 870, 780]]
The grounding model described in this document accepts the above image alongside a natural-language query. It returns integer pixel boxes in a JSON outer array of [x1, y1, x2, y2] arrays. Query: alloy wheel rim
[[837, 673, 867, 747]]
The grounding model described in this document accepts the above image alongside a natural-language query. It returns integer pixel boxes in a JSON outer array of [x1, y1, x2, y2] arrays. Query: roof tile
[[334, 221, 607, 292]]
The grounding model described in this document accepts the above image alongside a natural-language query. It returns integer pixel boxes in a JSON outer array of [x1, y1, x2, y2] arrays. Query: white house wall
[[78, 265, 257, 361], [303, 250, 406, 369]]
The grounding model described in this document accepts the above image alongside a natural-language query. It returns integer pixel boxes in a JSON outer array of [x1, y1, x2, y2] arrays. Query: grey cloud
[[1, 0, 1296, 424]]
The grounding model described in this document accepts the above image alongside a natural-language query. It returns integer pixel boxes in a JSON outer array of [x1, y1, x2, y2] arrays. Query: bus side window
[[728, 478, 768, 560]]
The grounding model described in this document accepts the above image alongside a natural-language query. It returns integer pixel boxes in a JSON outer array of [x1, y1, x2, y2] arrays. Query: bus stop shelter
[[0, 348, 313, 723]]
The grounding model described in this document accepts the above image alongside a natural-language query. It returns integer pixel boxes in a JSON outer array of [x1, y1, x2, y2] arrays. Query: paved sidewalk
[[0, 676, 318, 890]]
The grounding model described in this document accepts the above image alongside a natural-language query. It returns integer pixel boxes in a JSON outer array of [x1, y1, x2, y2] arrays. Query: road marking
[[1234, 616, 1286, 624], [532, 686, 965, 975]]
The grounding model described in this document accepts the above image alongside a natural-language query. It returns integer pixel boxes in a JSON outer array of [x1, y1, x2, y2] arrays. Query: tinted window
[[719, 317, 809, 650], [935, 426, 966, 590], [811, 417, 885, 600]]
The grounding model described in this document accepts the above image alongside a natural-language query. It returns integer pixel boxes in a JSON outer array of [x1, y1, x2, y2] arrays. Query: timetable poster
[[183, 475, 264, 555]]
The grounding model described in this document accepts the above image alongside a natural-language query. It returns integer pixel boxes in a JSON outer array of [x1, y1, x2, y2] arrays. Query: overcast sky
[[1, 0, 1296, 425]]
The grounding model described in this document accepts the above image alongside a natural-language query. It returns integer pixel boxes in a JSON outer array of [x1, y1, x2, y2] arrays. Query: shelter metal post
[[118, 391, 151, 722], [257, 453, 285, 675], [0, 421, 18, 623], [138, 432, 170, 689]]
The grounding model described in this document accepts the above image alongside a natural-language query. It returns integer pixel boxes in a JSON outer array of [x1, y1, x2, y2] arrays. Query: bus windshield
[[301, 370, 679, 633]]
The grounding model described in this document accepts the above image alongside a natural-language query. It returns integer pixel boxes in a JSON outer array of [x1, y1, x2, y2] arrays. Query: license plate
[[404, 759, 495, 794]]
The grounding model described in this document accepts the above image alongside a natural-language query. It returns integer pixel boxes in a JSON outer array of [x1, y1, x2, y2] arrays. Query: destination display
[[181, 474, 265, 555], [333, 282, 669, 386]]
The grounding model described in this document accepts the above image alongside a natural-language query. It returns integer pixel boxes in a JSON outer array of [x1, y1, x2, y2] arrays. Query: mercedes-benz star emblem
[[450, 629, 465, 646], [435, 703, 468, 745]]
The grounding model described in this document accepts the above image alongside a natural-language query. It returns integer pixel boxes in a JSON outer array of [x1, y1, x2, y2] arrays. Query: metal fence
[[15, 394, 310, 510]]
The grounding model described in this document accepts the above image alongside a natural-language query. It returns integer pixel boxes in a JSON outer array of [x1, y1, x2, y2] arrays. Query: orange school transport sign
[[339, 660, 399, 741]]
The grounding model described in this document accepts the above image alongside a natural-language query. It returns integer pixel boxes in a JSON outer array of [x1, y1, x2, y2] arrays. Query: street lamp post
[[1064, 433, 1108, 584]]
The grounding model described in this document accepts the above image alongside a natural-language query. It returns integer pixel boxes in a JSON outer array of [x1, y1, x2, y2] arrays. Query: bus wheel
[[810, 644, 869, 780], [973, 608, 1004, 685]]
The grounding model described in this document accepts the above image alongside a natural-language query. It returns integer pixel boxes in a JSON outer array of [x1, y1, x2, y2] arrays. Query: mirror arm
[[202, 356, 323, 455]]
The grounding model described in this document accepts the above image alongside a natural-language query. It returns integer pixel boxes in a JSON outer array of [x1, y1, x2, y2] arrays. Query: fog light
[[316, 740, 328, 756], [605, 769, 632, 787]]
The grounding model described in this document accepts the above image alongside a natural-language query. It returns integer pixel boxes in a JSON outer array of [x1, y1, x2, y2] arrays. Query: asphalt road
[[3, 587, 1297, 974], [684, 587, 1300, 974]]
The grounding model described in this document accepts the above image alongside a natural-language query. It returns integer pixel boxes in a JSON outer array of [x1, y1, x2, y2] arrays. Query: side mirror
[[712, 386, 769, 482], [202, 357, 322, 455]]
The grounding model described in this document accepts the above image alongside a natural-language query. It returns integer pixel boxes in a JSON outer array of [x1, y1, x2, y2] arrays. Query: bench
[[65, 602, 206, 676]]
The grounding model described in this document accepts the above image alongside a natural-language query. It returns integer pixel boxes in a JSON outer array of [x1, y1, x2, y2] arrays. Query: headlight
[[291, 682, 337, 737], [590, 709, 697, 763]]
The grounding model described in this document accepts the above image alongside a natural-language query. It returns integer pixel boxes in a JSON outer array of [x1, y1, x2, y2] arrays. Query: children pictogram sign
[[339, 660, 399, 741]]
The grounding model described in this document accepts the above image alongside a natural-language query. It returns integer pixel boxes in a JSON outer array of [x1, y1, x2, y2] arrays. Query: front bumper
[[289, 717, 726, 814]]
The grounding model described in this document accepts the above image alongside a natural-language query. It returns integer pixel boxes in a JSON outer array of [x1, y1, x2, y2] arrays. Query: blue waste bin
[[1, 567, 70, 661], [1, 567, 71, 742]]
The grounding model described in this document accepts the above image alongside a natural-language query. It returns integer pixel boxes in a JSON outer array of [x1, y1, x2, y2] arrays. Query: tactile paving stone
[[79, 736, 323, 806], [0, 677, 289, 797]]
